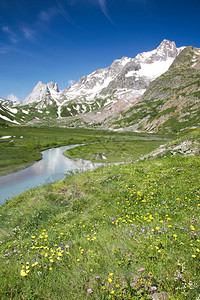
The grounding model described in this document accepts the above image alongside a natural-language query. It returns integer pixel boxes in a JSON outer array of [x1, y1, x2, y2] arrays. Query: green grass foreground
[[0, 153, 199, 299]]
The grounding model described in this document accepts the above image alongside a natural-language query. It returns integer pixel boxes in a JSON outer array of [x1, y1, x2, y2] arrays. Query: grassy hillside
[[0, 132, 199, 299]]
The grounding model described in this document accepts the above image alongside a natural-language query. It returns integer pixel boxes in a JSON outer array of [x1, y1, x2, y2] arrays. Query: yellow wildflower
[[20, 270, 27, 277]]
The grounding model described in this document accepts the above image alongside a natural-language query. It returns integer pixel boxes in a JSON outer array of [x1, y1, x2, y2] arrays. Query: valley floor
[[0, 126, 169, 176]]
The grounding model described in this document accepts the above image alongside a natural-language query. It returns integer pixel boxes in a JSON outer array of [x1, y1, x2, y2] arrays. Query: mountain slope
[[0, 100, 58, 126], [19, 40, 183, 121], [112, 46, 200, 133]]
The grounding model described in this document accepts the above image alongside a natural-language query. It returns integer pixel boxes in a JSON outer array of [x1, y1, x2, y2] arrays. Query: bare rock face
[[23, 81, 60, 106], [139, 39, 180, 64]]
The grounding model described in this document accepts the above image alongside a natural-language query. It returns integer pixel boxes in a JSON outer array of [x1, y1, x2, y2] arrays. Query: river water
[[0, 145, 101, 205]]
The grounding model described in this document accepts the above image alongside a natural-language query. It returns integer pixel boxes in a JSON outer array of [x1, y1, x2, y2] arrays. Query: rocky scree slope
[[112, 46, 200, 133], [139, 128, 200, 160]]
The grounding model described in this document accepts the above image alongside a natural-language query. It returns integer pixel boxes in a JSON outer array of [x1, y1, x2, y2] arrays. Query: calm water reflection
[[0, 145, 101, 205]]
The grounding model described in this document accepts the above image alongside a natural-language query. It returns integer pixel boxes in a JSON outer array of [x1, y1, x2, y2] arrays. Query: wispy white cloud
[[9, 37, 18, 44], [0, 41, 39, 58], [2, 25, 18, 43], [57, 2, 75, 26], [0, 43, 9, 54], [37, 4, 78, 32], [98, 0, 112, 22], [7, 93, 19, 102], [39, 7, 59, 22], [68, 80, 75, 85], [22, 27, 36, 41], [2, 25, 10, 33], [0, 42, 16, 54], [38, 2, 75, 25]]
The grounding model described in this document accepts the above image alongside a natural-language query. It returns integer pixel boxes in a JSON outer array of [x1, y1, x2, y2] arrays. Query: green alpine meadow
[[0, 128, 199, 299]]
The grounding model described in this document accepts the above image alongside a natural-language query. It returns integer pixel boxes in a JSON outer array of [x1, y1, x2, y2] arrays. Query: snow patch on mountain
[[125, 58, 174, 79], [0, 114, 20, 124], [22, 109, 29, 114], [0, 136, 12, 139], [9, 108, 18, 114]]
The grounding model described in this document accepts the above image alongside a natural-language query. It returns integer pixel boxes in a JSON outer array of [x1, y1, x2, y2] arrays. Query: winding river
[[0, 145, 101, 205]]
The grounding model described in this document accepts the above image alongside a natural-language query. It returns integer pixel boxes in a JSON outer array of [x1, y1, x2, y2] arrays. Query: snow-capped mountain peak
[[21, 39, 184, 116], [135, 39, 183, 64], [156, 39, 177, 58], [122, 39, 185, 82]]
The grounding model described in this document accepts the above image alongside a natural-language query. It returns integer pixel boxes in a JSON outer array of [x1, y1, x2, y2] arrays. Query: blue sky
[[0, 0, 200, 101]]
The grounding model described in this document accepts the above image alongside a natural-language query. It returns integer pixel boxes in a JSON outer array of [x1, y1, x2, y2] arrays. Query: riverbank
[[0, 127, 104, 176], [0, 150, 199, 299], [0, 145, 100, 205]]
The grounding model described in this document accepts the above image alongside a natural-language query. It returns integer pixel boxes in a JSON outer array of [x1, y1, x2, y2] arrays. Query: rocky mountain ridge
[[23, 81, 60, 107], [0, 97, 19, 106], [60, 40, 184, 104], [19, 40, 183, 116]]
